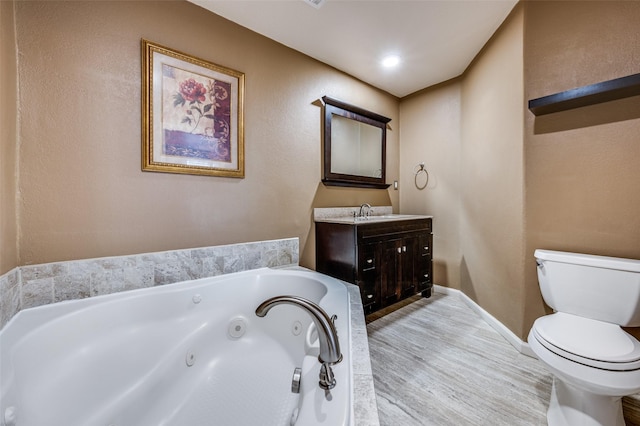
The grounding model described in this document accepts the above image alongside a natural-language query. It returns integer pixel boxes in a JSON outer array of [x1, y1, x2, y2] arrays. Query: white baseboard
[[433, 285, 536, 358]]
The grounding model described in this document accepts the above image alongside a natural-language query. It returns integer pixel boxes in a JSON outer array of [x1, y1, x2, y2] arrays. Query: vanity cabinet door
[[378, 236, 422, 306], [400, 236, 419, 298], [380, 239, 401, 307]]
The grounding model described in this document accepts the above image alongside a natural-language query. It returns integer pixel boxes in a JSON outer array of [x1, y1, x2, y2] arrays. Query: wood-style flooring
[[366, 292, 640, 426]]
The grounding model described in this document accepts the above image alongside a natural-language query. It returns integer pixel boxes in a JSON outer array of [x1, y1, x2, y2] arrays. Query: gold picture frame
[[142, 39, 245, 177]]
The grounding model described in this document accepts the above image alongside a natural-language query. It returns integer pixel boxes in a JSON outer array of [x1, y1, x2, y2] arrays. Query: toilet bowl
[[529, 249, 640, 426]]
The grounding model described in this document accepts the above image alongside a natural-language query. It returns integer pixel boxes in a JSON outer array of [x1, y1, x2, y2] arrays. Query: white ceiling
[[189, 0, 518, 98]]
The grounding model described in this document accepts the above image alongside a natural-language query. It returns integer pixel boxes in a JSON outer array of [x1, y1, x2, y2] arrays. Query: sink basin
[[372, 214, 415, 219], [348, 214, 429, 223], [313, 207, 432, 224], [355, 214, 414, 221]]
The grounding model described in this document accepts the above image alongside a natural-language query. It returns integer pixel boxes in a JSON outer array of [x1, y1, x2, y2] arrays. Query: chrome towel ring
[[414, 163, 429, 190]]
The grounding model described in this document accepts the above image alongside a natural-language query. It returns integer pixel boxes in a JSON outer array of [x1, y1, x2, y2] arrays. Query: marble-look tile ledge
[[283, 268, 381, 425], [347, 284, 381, 426], [0, 238, 299, 330]]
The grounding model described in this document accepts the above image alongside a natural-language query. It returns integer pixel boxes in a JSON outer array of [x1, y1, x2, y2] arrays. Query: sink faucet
[[255, 296, 342, 390], [358, 203, 372, 218]]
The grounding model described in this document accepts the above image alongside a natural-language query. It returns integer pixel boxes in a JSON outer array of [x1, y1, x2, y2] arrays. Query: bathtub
[[0, 267, 353, 426]]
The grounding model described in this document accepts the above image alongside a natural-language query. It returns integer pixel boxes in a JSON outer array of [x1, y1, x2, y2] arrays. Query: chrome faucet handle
[[319, 362, 336, 390]]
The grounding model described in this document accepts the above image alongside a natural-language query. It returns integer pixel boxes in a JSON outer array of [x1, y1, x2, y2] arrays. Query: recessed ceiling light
[[381, 55, 400, 68]]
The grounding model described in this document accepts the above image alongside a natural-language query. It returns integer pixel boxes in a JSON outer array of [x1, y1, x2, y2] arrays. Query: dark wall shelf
[[528, 73, 640, 116]]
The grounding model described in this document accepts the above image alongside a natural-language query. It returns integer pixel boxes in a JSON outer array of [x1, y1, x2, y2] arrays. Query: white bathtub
[[0, 267, 353, 426]]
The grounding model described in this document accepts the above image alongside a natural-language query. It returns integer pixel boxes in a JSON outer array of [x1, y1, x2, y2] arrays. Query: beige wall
[[399, 80, 462, 290], [9, 0, 399, 270], [400, 6, 525, 336], [460, 4, 525, 335], [401, 1, 640, 340], [1, 0, 18, 275], [7, 0, 639, 342], [523, 1, 640, 334]]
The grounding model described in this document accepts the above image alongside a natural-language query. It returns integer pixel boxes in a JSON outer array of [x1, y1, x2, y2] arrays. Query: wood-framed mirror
[[322, 96, 391, 189]]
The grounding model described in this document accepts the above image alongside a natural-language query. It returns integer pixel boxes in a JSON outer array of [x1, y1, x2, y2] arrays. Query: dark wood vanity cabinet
[[316, 218, 433, 314]]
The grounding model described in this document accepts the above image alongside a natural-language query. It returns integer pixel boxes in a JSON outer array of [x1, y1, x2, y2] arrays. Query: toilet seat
[[532, 312, 640, 371]]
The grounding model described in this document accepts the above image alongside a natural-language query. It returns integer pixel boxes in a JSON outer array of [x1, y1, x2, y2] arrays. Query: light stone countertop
[[314, 206, 393, 221], [314, 206, 432, 225]]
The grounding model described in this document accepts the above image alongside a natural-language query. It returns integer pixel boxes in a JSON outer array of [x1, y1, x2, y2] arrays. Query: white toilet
[[528, 249, 640, 426]]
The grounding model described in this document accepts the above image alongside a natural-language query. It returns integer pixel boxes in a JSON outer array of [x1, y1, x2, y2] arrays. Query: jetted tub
[[0, 267, 353, 426]]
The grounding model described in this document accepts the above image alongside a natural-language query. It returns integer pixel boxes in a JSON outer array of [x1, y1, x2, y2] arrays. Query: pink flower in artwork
[[179, 79, 207, 103], [172, 76, 227, 136]]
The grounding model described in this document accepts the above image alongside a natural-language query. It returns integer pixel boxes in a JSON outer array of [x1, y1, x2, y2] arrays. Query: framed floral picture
[[142, 39, 245, 177]]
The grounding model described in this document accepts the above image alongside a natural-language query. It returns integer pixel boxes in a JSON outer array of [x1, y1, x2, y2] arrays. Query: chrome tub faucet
[[256, 296, 342, 390]]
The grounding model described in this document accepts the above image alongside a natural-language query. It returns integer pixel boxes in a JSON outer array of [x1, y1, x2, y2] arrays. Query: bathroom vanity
[[315, 209, 433, 315]]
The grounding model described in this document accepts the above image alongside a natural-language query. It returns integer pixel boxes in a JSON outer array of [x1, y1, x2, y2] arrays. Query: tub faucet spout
[[319, 362, 336, 390], [255, 295, 342, 389]]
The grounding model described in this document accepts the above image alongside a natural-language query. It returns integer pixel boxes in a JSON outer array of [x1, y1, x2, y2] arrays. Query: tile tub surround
[[0, 238, 299, 329], [348, 284, 382, 426], [0, 239, 381, 425], [0, 268, 20, 334]]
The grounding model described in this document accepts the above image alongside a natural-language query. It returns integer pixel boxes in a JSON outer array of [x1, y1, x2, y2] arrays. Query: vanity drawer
[[359, 278, 378, 312], [417, 271, 432, 289], [417, 253, 432, 293], [357, 243, 378, 311], [358, 243, 377, 272], [419, 233, 432, 257], [358, 218, 431, 241]]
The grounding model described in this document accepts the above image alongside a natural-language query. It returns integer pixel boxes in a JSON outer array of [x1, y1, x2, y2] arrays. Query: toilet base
[[548, 378, 625, 426]]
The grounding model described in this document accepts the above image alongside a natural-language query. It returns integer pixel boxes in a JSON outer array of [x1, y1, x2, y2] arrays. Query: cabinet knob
[[367, 294, 374, 299], [367, 258, 373, 264], [403, 246, 407, 252], [424, 274, 429, 278], [397, 247, 402, 254], [424, 246, 429, 251]]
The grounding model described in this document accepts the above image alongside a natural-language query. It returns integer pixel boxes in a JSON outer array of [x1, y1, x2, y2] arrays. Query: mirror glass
[[330, 115, 383, 177], [322, 96, 391, 189]]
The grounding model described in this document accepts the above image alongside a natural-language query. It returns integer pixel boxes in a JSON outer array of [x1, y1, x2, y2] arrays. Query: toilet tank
[[535, 249, 640, 326]]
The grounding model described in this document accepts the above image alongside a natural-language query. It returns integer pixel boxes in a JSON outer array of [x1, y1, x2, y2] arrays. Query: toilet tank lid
[[535, 249, 640, 273]]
